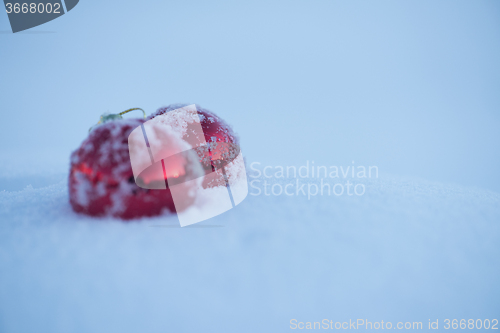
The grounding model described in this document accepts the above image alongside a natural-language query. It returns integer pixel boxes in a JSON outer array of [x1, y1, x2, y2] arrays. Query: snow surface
[[1, 1, 499, 331], [1, 167, 499, 333]]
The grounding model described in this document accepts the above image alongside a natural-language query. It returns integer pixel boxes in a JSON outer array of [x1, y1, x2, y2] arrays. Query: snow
[[1, 2, 500, 331], [1, 167, 499, 332]]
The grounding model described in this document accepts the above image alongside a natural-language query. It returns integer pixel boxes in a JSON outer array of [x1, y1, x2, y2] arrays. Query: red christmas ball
[[149, 104, 240, 188], [69, 117, 181, 219], [69, 104, 240, 219]]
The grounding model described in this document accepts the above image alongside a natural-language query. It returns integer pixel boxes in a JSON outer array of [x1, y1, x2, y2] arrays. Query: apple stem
[[89, 108, 147, 133]]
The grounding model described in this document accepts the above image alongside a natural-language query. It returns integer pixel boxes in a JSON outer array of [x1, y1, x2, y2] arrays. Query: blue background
[[1, 2, 500, 333], [1, 0, 500, 191]]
